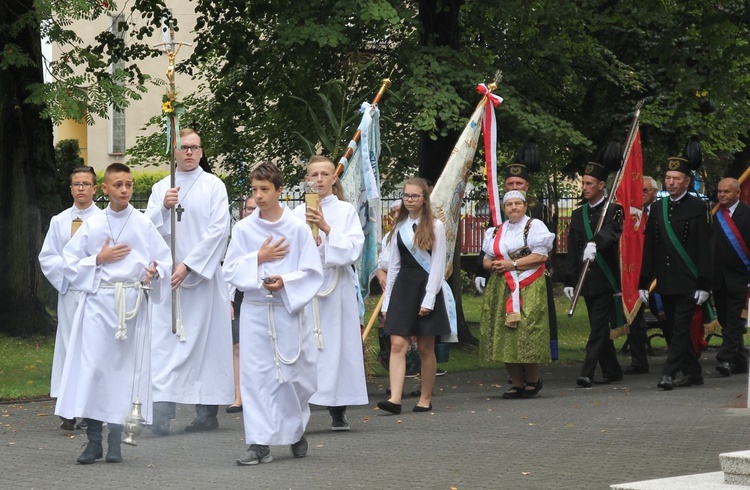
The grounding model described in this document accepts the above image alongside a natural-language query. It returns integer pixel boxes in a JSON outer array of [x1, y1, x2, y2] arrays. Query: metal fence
[[102, 193, 581, 255]]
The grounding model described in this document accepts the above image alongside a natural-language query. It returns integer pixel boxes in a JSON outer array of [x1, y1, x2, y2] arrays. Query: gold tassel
[[505, 312, 521, 328], [609, 324, 630, 340], [703, 319, 722, 336]]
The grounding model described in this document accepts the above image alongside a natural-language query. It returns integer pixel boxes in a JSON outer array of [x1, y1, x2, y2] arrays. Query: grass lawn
[[1, 289, 726, 401], [0, 334, 55, 401], [362, 288, 671, 377]]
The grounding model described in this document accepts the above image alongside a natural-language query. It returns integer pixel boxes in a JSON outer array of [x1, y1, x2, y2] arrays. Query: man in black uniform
[[639, 138, 712, 390], [713, 177, 750, 376], [565, 147, 624, 387]]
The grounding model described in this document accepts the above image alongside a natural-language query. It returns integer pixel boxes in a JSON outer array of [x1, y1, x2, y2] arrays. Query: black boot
[[106, 424, 123, 463], [77, 419, 103, 464], [150, 401, 173, 436], [185, 404, 219, 432], [59, 416, 76, 431], [328, 406, 350, 431]]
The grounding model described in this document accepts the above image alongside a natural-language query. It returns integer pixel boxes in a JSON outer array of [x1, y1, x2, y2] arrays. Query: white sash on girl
[[398, 223, 458, 342]]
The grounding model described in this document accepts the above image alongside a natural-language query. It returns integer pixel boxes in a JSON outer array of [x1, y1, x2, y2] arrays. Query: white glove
[[638, 289, 649, 304], [563, 287, 575, 301], [474, 276, 486, 294], [695, 290, 709, 305], [583, 242, 597, 262]]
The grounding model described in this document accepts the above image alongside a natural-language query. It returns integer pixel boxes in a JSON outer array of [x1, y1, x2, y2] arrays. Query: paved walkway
[[2, 352, 749, 489]]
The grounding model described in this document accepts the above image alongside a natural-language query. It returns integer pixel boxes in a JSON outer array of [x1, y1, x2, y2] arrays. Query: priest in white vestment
[[223, 162, 323, 465], [55, 163, 172, 464], [39, 166, 102, 430], [294, 156, 368, 432], [145, 129, 233, 434]]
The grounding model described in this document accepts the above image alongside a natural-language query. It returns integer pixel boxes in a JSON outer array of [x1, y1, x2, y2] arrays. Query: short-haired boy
[[39, 165, 102, 431], [223, 162, 323, 465], [56, 163, 172, 464]]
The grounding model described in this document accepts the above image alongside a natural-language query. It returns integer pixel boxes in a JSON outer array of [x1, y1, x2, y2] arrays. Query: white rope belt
[[100, 281, 146, 340], [174, 275, 202, 342], [311, 265, 340, 350], [247, 300, 303, 384]]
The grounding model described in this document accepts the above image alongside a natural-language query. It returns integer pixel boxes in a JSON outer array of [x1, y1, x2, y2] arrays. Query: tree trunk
[[0, 0, 59, 336], [418, 0, 476, 347]]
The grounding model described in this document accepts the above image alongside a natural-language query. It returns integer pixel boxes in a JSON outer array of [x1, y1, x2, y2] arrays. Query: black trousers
[[661, 294, 703, 378], [627, 304, 649, 369], [714, 286, 749, 371], [581, 293, 623, 379]]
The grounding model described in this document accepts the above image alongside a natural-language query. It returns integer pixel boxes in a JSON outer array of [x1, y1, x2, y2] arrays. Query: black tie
[[412, 223, 417, 232]]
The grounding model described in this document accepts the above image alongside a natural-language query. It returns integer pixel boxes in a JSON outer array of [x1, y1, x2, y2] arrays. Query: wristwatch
[[512, 260, 518, 271]]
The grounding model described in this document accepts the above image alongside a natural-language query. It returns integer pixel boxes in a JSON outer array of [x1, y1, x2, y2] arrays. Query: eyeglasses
[[177, 145, 202, 153], [401, 193, 423, 201], [643, 188, 656, 192], [71, 182, 94, 189], [244, 206, 256, 212]]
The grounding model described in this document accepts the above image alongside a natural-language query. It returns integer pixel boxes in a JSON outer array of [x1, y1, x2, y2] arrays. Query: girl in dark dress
[[378, 178, 451, 414]]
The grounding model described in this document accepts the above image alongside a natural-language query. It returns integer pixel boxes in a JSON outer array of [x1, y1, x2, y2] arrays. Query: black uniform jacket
[[639, 193, 713, 294], [713, 201, 750, 293], [565, 200, 623, 297]]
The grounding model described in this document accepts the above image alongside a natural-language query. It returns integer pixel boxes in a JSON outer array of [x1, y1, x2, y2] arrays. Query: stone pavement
[[2, 352, 749, 490]]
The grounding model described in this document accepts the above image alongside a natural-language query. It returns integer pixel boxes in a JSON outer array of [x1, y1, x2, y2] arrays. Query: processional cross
[[154, 37, 191, 334]]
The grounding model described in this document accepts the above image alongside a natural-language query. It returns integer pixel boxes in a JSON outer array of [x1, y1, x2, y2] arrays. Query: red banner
[[614, 129, 644, 324]]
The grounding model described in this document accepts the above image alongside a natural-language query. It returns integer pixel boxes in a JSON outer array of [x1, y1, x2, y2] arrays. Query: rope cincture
[[311, 265, 340, 350], [100, 282, 146, 340], [248, 300, 303, 384], [174, 272, 202, 342]]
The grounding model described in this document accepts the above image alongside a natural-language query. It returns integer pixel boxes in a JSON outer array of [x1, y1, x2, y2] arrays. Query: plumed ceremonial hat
[[584, 141, 622, 182], [666, 135, 702, 177], [505, 138, 541, 181]]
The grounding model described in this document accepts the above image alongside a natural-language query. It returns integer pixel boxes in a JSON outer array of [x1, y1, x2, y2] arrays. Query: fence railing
[[101, 193, 581, 255]]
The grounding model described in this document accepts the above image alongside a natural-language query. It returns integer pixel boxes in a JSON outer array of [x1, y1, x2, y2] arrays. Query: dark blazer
[[565, 200, 623, 297], [713, 201, 750, 293], [640, 193, 713, 294]]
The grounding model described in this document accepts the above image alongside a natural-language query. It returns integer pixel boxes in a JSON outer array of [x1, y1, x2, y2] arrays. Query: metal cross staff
[[154, 39, 191, 335]]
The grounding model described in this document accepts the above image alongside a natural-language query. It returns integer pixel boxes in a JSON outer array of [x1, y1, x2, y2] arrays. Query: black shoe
[[502, 386, 524, 399], [408, 389, 422, 398], [106, 444, 122, 463], [716, 362, 731, 377], [435, 368, 447, 376], [674, 375, 705, 387], [377, 400, 402, 414], [74, 419, 88, 430], [77, 442, 103, 464], [290, 435, 308, 458], [657, 375, 674, 390], [593, 376, 623, 385], [413, 404, 432, 412], [59, 417, 76, 431], [328, 407, 350, 431], [576, 376, 593, 388], [225, 405, 243, 413], [184, 416, 219, 432], [521, 379, 543, 398], [624, 365, 649, 375]]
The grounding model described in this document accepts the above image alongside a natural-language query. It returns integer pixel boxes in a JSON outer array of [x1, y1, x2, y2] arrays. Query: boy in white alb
[[39, 166, 102, 430], [223, 162, 323, 465], [56, 163, 172, 464]]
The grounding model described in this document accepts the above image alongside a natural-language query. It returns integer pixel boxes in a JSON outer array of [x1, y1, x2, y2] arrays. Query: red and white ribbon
[[476, 84, 504, 227]]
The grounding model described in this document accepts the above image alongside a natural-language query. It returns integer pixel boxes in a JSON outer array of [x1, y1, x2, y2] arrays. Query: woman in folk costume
[[480, 190, 555, 399], [378, 177, 455, 414]]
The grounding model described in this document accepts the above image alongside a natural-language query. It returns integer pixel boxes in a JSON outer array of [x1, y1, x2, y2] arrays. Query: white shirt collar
[[670, 190, 688, 202], [727, 200, 740, 216], [588, 196, 605, 208]]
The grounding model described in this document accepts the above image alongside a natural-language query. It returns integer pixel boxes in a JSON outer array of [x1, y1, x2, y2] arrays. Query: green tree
[[1, 0, 172, 335]]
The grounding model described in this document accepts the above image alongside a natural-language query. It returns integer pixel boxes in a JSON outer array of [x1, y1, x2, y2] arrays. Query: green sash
[[660, 198, 717, 323], [582, 204, 625, 327]]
